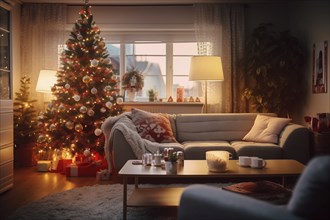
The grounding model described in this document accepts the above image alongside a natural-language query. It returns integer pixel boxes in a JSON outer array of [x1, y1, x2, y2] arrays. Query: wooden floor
[[0, 166, 121, 219]]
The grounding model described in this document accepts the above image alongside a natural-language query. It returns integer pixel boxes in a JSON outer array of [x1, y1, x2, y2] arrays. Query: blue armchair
[[178, 156, 330, 220]]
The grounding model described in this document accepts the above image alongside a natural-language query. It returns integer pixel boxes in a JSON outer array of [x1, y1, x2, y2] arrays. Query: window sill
[[122, 102, 204, 114]]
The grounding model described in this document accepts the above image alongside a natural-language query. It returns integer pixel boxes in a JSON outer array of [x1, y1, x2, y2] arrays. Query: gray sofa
[[178, 155, 330, 220], [102, 113, 311, 172]]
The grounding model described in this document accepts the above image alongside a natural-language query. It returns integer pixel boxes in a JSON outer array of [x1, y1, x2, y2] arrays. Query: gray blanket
[[102, 112, 165, 172]]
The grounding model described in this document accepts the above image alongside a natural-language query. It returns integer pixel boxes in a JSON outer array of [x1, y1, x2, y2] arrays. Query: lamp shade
[[36, 70, 57, 93], [189, 56, 224, 81]]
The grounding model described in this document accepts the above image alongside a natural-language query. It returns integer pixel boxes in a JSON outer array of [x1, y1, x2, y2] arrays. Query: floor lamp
[[189, 56, 224, 113], [36, 70, 57, 109]]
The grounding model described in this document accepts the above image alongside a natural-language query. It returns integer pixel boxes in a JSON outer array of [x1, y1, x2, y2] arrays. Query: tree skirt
[[8, 183, 225, 220]]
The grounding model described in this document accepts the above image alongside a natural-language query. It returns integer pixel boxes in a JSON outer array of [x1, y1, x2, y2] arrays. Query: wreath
[[122, 70, 144, 92]]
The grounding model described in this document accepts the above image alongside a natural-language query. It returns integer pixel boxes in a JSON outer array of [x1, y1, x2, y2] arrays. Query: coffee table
[[119, 159, 305, 220]]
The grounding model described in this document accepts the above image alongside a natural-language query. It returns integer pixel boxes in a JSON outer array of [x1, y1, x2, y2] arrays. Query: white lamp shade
[[36, 70, 57, 93], [189, 56, 224, 81]]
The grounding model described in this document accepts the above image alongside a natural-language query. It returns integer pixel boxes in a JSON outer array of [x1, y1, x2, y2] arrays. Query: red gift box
[[51, 159, 72, 173], [65, 160, 107, 177]]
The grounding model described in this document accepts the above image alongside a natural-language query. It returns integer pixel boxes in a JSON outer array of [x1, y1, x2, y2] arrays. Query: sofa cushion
[[182, 141, 236, 160], [131, 108, 177, 143], [243, 115, 291, 144], [231, 141, 282, 159]]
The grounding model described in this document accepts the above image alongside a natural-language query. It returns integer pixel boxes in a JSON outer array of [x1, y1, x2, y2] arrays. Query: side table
[[313, 132, 330, 156]]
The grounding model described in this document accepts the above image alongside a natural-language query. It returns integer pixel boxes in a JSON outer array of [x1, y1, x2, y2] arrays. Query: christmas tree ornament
[[65, 83, 70, 89], [103, 57, 111, 64], [80, 106, 88, 113], [58, 104, 65, 112], [73, 95, 81, 102], [83, 148, 91, 157], [91, 87, 98, 94], [109, 96, 114, 101], [87, 109, 95, 116], [77, 34, 83, 40], [94, 128, 102, 136], [75, 124, 83, 132], [105, 101, 112, 108], [100, 107, 106, 113], [103, 85, 111, 92], [82, 75, 91, 83], [111, 75, 117, 80], [116, 97, 123, 104], [65, 121, 74, 130], [90, 59, 99, 67], [49, 124, 56, 131]]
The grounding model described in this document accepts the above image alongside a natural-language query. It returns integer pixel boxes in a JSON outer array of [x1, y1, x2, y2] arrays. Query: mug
[[153, 153, 162, 166], [142, 153, 152, 166], [250, 157, 267, 169], [238, 156, 251, 167]]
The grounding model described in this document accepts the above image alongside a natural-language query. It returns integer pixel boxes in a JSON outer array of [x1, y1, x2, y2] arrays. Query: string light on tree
[[37, 0, 123, 156]]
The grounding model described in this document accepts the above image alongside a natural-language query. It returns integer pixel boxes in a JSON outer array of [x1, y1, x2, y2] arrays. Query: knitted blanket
[[101, 112, 165, 172]]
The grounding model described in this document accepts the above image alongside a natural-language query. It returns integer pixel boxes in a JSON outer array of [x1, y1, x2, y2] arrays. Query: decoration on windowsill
[[176, 86, 184, 102], [122, 70, 144, 92], [167, 96, 174, 102], [122, 70, 144, 101], [148, 89, 157, 102]]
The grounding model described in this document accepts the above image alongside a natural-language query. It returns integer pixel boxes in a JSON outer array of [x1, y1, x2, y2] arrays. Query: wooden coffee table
[[119, 159, 305, 220]]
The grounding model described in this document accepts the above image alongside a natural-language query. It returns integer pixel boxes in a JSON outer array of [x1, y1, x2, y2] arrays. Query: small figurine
[[195, 97, 201, 102], [167, 96, 174, 102], [189, 96, 194, 102]]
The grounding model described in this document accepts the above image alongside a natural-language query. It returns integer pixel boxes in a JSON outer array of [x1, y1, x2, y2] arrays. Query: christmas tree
[[14, 75, 38, 147], [37, 1, 123, 156]]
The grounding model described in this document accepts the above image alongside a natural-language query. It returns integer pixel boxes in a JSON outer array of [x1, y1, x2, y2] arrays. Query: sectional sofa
[[102, 110, 311, 172]]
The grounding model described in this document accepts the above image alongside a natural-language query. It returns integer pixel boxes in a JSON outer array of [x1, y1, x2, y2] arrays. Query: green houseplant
[[241, 24, 305, 117]]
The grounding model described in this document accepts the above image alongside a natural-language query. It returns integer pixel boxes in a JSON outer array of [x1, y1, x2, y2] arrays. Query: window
[[106, 42, 198, 101]]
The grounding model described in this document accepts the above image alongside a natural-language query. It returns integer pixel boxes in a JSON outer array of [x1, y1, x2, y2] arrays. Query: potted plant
[[14, 75, 39, 167], [148, 89, 157, 102], [241, 24, 305, 117], [122, 70, 144, 101], [165, 152, 178, 174]]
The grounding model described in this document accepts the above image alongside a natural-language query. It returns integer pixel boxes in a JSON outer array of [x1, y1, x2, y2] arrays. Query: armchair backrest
[[288, 155, 330, 219]]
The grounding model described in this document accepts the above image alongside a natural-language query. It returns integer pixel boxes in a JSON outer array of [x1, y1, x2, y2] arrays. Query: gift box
[[37, 160, 51, 172], [65, 160, 107, 177], [96, 169, 110, 181], [51, 159, 72, 173]]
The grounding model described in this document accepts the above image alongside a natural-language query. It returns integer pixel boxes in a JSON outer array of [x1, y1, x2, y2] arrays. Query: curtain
[[194, 4, 246, 113], [21, 4, 67, 110]]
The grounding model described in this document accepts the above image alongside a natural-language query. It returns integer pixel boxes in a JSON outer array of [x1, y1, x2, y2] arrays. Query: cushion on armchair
[[131, 108, 177, 143]]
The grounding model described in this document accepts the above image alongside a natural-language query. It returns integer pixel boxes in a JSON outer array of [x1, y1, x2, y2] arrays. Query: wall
[[288, 0, 330, 124]]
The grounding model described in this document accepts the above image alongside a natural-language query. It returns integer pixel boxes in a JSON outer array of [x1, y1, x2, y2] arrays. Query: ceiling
[[18, 0, 296, 5]]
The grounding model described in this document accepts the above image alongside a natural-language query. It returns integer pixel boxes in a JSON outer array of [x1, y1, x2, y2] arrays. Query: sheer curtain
[[21, 4, 67, 110], [194, 4, 246, 113]]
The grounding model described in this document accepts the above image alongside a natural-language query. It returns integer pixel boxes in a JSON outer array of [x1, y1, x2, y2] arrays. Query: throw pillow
[[131, 108, 177, 143], [243, 114, 291, 144]]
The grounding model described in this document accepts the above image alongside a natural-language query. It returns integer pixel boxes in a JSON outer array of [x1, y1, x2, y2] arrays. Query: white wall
[[288, 0, 330, 124]]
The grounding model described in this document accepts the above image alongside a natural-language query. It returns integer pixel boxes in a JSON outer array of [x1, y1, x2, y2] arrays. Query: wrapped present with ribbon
[[65, 159, 107, 177]]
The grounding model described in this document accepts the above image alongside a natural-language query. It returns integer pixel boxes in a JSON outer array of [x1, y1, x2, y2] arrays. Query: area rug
[[8, 183, 227, 220]]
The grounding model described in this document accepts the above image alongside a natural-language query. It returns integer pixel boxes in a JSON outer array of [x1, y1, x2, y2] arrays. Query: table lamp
[[189, 56, 224, 113]]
